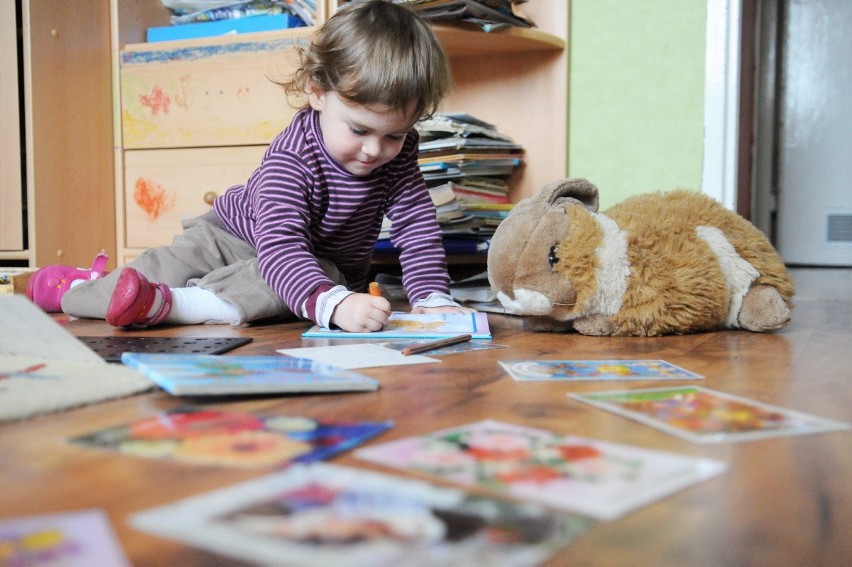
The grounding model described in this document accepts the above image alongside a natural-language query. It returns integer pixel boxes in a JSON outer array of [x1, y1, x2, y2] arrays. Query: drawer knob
[[203, 191, 217, 205]]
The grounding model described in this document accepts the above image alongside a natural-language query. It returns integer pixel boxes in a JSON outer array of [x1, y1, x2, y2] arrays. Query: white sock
[[162, 286, 240, 325]]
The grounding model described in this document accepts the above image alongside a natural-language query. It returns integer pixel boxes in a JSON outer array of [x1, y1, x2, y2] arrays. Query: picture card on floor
[[131, 463, 590, 567], [71, 407, 392, 468], [500, 359, 702, 381], [355, 419, 726, 521], [0, 508, 131, 567], [569, 386, 851, 443]]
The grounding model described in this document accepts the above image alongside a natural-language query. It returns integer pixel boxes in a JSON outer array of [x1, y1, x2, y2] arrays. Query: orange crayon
[[368, 281, 382, 297]]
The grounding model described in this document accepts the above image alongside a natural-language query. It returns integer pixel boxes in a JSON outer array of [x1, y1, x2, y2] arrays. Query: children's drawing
[[139, 85, 171, 115], [134, 177, 176, 221]]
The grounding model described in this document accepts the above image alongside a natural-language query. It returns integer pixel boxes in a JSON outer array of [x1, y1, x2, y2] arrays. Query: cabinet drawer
[[124, 146, 267, 249], [120, 35, 307, 149]]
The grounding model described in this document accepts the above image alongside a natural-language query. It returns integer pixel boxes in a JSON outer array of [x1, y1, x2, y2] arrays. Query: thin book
[[121, 353, 379, 395], [302, 311, 492, 339]]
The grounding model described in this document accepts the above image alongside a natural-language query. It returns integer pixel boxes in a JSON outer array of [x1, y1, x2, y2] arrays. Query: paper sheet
[[278, 343, 439, 369]]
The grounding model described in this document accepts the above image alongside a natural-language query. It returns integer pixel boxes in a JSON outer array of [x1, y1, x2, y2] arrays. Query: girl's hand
[[330, 293, 392, 333], [411, 304, 477, 314]]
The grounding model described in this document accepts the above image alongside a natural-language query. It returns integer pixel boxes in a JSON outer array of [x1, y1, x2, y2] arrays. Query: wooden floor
[[2, 267, 850, 566]]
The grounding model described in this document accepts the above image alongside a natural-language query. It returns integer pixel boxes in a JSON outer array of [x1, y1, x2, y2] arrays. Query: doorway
[[753, 0, 852, 266]]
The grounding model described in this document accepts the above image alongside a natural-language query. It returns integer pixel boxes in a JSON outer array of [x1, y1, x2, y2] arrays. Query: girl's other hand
[[411, 305, 476, 315], [331, 293, 391, 333]]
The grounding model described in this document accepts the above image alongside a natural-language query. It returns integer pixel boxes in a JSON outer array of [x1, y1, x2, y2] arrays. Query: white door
[[772, 0, 852, 266]]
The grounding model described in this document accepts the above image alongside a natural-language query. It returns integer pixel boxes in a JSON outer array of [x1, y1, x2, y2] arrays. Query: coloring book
[[121, 352, 379, 395], [301, 311, 492, 339]]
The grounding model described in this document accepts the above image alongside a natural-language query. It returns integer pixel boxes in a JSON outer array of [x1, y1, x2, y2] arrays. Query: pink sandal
[[26, 250, 110, 312], [106, 267, 172, 328]]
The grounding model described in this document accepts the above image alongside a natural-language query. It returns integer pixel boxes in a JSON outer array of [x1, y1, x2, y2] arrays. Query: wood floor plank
[[2, 270, 850, 566]]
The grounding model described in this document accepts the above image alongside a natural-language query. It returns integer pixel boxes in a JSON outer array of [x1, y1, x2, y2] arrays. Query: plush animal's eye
[[548, 244, 559, 267]]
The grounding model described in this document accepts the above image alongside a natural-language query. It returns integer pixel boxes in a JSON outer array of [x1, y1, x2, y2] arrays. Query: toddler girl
[[30, 0, 472, 333]]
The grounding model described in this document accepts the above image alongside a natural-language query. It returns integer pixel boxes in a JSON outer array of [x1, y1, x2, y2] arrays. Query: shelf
[[120, 27, 312, 55], [433, 24, 565, 57], [372, 254, 487, 266], [119, 23, 563, 60]]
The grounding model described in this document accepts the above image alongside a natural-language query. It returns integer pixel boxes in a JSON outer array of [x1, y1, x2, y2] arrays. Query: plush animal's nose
[[497, 288, 553, 315]]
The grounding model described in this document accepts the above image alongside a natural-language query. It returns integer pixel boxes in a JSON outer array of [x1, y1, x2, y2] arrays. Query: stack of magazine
[[377, 112, 518, 257], [392, 0, 534, 32], [426, 112, 520, 252]]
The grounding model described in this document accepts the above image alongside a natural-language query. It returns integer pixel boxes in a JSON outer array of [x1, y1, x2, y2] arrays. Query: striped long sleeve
[[213, 107, 449, 322]]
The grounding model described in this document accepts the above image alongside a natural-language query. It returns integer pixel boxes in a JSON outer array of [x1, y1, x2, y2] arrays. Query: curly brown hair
[[279, 0, 452, 121]]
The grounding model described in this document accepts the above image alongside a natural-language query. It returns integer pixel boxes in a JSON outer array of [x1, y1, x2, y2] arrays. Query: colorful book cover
[[71, 407, 392, 468], [131, 463, 589, 567], [0, 509, 130, 567], [355, 420, 726, 521], [569, 386, 851, 443], [499, 359, 703, 381], [120, 353, 379, 395], [302, 311, 492, 339]]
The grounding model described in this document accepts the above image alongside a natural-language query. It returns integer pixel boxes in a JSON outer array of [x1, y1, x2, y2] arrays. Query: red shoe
[[26, 250, 110, 312], [106, 267, 172, 328]]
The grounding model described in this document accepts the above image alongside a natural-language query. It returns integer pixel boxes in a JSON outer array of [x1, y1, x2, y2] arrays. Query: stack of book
[[148, 0, 314, 42], [376, 112, 519, 257], [417, 112, 521, 206], [392, 0, 534, 32], [423, 112, 519, 251]]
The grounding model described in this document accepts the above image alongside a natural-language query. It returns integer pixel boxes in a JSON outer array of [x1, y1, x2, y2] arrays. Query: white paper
[[277, 343, 439, 369]]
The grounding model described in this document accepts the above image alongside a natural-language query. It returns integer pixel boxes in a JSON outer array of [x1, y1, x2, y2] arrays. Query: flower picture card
[[71, 406, 391, 468], [355, 419, 726, 521]]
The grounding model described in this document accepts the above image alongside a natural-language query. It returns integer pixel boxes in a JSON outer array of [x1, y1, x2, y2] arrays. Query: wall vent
[[826, 211, 852, 244]]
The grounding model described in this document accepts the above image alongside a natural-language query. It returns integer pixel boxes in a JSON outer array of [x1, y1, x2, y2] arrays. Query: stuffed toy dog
[[487, 177, 794, 336]]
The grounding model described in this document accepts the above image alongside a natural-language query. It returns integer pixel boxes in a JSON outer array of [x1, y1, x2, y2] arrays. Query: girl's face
[[308, 89, 416, 177]]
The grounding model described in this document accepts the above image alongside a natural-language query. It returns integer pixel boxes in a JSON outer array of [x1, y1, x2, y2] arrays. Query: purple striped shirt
[[213, 107, 450, 321]]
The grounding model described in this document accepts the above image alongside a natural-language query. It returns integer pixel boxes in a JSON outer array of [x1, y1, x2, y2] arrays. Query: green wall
[[568, 1, 707, 209]]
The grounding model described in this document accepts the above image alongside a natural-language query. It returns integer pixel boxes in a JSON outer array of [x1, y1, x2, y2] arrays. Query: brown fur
[[487, 178, 795, 336]]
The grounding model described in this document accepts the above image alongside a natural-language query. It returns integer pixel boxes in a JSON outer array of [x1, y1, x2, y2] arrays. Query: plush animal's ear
[[536, 177, 599, 213]]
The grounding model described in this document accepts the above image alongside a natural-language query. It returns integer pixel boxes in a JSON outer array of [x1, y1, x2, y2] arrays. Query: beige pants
[[61, 211, 345, 325]]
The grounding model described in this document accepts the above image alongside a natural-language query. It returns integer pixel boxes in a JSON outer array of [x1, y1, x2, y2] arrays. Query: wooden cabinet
[[123, 146, 267, 248], [0, 1, 116, 269], [110, 1, 566, 265], [0, 2, 23, 257]]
